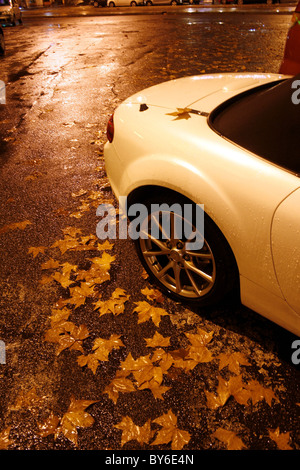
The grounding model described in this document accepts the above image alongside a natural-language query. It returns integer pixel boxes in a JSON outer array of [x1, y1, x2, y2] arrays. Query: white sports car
[[104, 73, 300, 337]]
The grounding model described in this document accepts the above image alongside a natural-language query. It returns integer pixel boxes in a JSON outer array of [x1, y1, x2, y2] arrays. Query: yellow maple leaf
[[104, 377, 136, 403], [96, 240, 114, 251], [246, 379, 278, 406], [52, 271, 74, 289], [68, 282, 96, 309], [54, 396, 97, 446], [41, 259, 60, 270], [145, 331, 170, 348], [134, 301, 169, 326], [205, 375, 250, 409], [134, 364, 164, 388], [27, 246, 46, 258], [139, 379, 171, 400], [89, 252, 115, 271], [141, 287, 164, 303], [60, 262, 78, 276], [9, 387, 46, 412], [62, 226, 82, 237], [218, 352, 250, 375], [151, 348, 174, 373], [0, 220, 31, 235], [213, 428, 246, 450], [44, 321, 89, 355], [51, 236, 80, 254], [269, 427, 293, 450], [76, 264, 110, 285], [185, 327, 214, 346], [152, 410, 190, 450], [166, 107, 192, 121], [49, 307, 72, 326], [78, 335, 124, 374], [0, 427, 14, 450], [77, 354, 100, 375], [115, 416, 153, 447], [38, 412, 60, 438], [93, 288, 129, 316]]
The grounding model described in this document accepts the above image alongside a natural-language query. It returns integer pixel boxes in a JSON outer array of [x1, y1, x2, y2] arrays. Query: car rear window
[[210, 75, 300, 176]]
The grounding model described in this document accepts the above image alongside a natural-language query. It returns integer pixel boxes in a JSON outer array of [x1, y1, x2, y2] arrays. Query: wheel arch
[[126, 184, 240, 295]]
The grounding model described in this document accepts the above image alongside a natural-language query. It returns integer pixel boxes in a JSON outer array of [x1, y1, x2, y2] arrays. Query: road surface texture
[[0, 5, 299, 455]]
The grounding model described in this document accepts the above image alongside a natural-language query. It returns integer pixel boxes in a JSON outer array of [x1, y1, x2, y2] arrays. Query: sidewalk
[[21, 1, 298, 16]]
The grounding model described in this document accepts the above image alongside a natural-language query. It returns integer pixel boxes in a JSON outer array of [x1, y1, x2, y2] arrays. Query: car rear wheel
[[134, 194, 238, 306]]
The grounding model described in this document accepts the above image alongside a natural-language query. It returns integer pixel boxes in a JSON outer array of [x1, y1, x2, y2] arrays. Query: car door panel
[[271, 188, 300, 315]]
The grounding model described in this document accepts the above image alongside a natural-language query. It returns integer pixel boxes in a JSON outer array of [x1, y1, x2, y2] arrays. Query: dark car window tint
[[210, 75, 300, 175]]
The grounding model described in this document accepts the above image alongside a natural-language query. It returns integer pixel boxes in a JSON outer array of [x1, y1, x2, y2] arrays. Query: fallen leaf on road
[[218, 352, 250, 375], [115, 416, 153, 447], [44, 321, 89, 356], [0, 220, 32, 235], [104, 377, 136, 403], [54, 396, 97, 446], [268, 427, 292, 450], [28, 246, 46, 258], [93, 288, 130, 316], [134, 301, 169, 327], [213, 427, 246, 450], [0, 427, 14, 450], [152, 410, 190, 450]]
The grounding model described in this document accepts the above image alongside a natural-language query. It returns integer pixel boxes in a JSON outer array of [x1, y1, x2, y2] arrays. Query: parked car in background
[[93, 0, 107, 6], [0, 25, 4, 54], [0, 0, 22, 26], [144, 0, 182, 5], [280, 0, 300, 74], [104, 72, 300, 337], [107, 0, 143, 5]]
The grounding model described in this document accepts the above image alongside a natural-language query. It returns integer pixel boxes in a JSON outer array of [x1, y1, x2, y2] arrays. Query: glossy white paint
[[104, 73, 300, 336]]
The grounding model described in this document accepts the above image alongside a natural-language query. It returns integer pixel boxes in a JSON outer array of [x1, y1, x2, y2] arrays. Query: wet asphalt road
[[0, 5, 299, 455]]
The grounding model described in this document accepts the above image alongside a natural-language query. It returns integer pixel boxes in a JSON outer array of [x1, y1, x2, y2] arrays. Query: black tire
[[130, 1, 137, 4], [133, 194, 239, 307]]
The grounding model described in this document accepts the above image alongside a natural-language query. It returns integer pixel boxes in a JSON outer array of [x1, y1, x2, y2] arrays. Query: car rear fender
[[122, 154, 289, 300]]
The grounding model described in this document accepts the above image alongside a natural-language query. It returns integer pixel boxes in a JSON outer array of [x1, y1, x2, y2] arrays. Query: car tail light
[[107, 114, 114, 143]]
